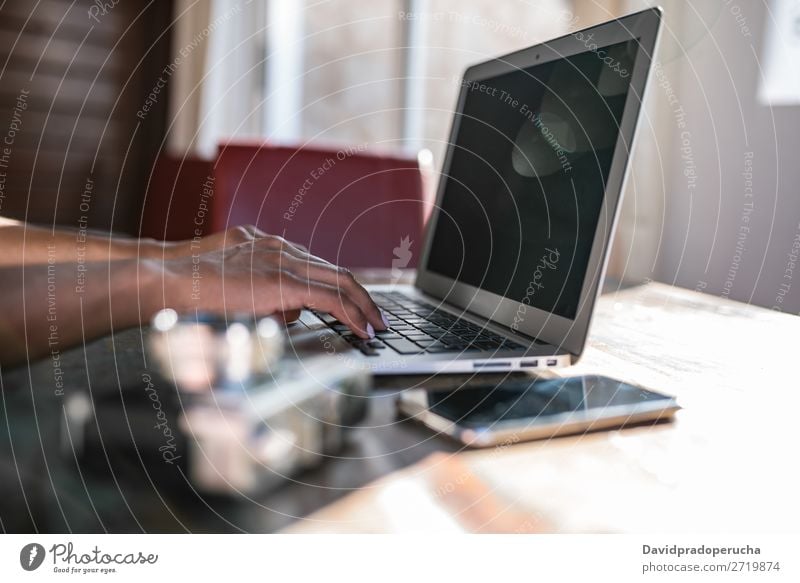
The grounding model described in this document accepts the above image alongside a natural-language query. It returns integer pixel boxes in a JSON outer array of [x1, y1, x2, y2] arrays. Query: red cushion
[[213, 142, 432, 269]]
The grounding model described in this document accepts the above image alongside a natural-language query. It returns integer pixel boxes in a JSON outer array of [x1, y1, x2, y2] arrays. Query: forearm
[[0, 228, 388, 368], [0, 259, 163, 366], [0, 219, 169, 267]]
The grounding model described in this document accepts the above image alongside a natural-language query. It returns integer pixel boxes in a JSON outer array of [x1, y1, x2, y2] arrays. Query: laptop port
[[546, 358, 558, 366], [473, 360, 512, 370], [519, 359, 539, 368]]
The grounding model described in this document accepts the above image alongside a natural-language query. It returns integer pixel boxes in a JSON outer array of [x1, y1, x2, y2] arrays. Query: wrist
[[135, 237, 182, 260], [101, 258, 171, 330], [140, 254, 208, 317], [137, 258, 178, 316]]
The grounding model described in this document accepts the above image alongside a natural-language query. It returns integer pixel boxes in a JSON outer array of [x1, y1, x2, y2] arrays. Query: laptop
[[298, 8, 662, 375]]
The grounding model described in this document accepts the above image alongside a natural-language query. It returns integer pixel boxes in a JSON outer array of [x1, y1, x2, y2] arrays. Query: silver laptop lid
[[415, 8, 662, 357]]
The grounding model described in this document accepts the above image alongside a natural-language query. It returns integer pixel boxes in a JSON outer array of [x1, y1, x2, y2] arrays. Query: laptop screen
[[426, 40, 638, 320]]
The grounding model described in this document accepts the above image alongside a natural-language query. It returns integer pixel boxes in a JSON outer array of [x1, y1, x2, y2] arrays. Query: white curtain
[[759, 0, 800, 105], [167, 0, 267, 158]]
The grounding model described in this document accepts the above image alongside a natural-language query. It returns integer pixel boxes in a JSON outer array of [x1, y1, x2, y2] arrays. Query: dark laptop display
[[426, 40, 638, 319]]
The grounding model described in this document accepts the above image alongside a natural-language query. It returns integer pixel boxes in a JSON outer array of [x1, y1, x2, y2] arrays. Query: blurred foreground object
[[63, 311, 370, 497]]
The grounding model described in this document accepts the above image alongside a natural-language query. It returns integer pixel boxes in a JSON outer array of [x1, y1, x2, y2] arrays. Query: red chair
[[212, 141, 434, 269], [140, 153, 215, 241]]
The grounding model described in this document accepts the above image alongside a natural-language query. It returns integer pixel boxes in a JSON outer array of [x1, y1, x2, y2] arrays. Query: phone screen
[[426, 376, 673, 428]]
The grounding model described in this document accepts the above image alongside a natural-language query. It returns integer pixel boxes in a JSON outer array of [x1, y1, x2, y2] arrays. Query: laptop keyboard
[[314, 291, 526, 357]]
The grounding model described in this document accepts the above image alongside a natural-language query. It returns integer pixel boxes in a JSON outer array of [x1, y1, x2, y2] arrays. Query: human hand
[[152, 236, 387, 338]]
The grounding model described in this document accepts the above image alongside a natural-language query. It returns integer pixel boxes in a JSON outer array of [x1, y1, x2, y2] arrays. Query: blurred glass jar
[[148, 309, 285, 392], [144, 309, 371, 495]]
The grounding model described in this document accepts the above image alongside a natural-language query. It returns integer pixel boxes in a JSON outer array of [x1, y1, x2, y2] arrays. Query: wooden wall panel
[[0, 0, 173, 233]]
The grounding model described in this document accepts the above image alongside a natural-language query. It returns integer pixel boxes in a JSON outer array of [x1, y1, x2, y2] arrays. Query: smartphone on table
[[397, 375, 680, 448]]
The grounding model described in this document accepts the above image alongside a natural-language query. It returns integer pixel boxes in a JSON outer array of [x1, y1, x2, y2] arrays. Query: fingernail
[[381, 310, 390, 329], [366, 323, 375, 339]]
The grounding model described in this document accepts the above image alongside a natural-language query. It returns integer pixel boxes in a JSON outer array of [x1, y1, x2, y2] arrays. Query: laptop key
[[443, 343, 469, 350], [427, 314, 452, 322], [317, 313, 339, 325], [417, 324, 444, 332], [351, 340, 378, 356], [425, 343, 452, 353], [390, 328, 416, 335], [383, 338, 426, 354], [411, 311, 435, 318], [375, 331, 402, 339]]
